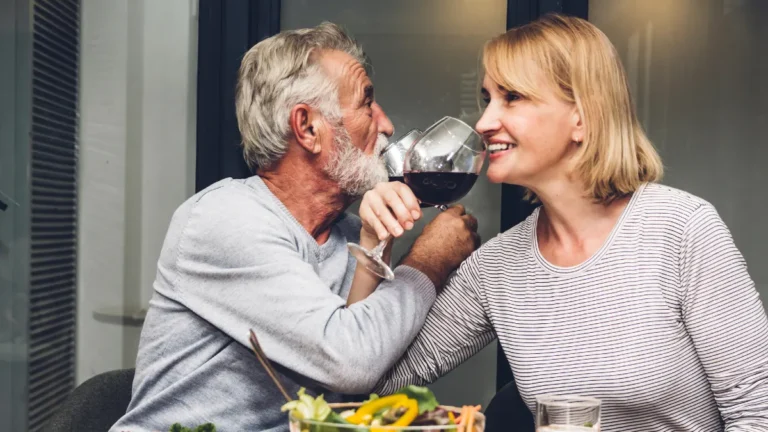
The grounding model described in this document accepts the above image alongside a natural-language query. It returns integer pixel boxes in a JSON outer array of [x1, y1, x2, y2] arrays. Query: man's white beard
[[324, 127, 388, 198]]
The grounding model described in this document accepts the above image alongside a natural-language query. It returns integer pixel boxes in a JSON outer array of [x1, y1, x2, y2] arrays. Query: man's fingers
[[443, 204, 466, 216], [462, 214, 479, 232], [472, 232, 482, 249]]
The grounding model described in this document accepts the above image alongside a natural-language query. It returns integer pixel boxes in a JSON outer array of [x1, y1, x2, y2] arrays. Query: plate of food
[[282, 385, 484, 431]]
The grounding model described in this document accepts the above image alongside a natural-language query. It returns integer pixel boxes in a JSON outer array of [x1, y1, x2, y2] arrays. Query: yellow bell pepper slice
[[370, 398, 419, 432], [390, 398, 419, 427], [346, 394, 408, 425]]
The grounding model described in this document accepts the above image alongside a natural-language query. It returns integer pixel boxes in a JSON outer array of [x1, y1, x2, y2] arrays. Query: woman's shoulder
[[634, 183, 716, 228]]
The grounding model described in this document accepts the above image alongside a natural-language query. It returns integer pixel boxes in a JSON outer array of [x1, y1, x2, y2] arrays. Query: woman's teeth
[[488, 143, 512, 153]]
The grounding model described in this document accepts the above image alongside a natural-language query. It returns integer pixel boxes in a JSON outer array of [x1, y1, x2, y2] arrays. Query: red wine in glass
[[349, 117, 484, 281], [404, 172, 479, 207], [390, 175, 442, 208]]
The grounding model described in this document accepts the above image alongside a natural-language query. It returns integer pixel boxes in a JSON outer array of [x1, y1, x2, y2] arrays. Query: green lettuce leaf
[[395, 385, 439, 414], [168, 423, 215, 432]]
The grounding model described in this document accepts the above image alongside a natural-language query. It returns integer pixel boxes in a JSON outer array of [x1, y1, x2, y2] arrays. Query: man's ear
[[289, 104, 323, 154]]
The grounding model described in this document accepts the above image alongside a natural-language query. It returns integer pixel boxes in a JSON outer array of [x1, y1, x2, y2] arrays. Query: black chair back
[[46, 368, 135, 432], [484, 380, 535, 432]]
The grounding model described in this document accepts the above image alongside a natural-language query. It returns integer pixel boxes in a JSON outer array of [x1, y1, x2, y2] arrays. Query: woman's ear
[[289, 104, 323, 154], [571, 107, 585, 144]]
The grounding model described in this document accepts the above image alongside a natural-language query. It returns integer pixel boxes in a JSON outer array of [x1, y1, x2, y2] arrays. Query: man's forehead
[[319, 50, 371, 88]]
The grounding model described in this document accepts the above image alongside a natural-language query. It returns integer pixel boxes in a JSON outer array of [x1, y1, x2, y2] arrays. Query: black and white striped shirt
[[377, 183, 768, 431]]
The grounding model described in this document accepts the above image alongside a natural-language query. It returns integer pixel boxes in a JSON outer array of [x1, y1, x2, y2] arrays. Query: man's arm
[[158, 189, 435, 394], [374, 248, 496, 394]]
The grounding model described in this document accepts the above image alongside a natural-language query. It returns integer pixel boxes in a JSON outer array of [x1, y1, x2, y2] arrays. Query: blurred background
[[1, 0, 766, 430]]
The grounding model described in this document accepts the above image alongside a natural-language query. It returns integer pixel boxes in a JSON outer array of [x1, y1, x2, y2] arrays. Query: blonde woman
[[358, 14, 768, 431]]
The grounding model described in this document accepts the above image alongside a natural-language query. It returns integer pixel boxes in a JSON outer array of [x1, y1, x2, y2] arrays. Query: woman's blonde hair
[[483, 14, 663, 203]]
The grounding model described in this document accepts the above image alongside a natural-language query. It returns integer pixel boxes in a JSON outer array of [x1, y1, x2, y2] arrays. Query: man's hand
[[401, 205, 480, 290], [358, 181, 480, 289]]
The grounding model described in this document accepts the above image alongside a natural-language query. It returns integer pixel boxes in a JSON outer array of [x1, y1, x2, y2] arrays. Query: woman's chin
[[486, 165, 518, 184]]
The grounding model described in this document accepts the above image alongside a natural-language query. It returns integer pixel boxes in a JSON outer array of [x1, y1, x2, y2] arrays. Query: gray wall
[[76, 0, 198, 383], [590, 0, 768, 310], [0, 1, 29, 429], [282, 0, 507, 408]]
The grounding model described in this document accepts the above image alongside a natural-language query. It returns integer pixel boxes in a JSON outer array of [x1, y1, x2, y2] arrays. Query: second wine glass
[[347, 128, 423, 281]]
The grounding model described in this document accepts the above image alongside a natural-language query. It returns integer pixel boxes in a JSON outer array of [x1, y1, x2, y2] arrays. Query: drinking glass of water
[[536, 395, 601, 432]]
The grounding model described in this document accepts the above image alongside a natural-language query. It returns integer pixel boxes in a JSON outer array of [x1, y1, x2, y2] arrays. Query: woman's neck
[[532, 178, 631, 266]]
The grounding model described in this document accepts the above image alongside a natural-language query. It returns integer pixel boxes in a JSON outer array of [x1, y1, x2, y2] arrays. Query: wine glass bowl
[[382, 128, 423, 183], [403, 116, 486, 209]]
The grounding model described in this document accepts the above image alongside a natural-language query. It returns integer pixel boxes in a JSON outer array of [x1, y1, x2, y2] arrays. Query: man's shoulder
[[171, 177, 296, 246], [185, 177, 285, 222]]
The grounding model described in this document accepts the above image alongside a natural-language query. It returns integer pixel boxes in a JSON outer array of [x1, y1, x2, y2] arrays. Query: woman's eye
[[481, 97, 491, 106], [505, 92, 521, 103]]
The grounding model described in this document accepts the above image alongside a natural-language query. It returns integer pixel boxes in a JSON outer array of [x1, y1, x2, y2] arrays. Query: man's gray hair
[[235, 22, 367, 171]]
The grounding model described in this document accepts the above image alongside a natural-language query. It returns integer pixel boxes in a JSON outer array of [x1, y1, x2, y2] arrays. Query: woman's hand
[[359, 181, 423, 242]]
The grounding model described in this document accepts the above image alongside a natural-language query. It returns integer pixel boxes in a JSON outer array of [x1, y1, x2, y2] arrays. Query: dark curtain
[[195, 0, 281, 192]]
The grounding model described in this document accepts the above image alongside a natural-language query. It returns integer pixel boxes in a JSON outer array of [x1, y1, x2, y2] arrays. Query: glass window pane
[[590, 0, 768, 310]]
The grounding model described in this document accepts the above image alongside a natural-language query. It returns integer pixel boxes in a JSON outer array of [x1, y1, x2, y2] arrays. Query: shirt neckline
[[531, 183, 646, 276]]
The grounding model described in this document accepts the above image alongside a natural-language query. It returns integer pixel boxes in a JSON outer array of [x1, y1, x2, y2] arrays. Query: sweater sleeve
[[373, 248, 496, 394], [160, 187, 436, 394], [679, 203, 768, 430]]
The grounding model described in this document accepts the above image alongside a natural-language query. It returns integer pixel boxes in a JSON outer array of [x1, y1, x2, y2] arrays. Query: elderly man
[[111, 23, 479, 432]]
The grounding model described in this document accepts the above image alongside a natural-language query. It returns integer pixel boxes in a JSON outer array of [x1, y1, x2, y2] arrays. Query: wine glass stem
[[372, 236, 391, 256]]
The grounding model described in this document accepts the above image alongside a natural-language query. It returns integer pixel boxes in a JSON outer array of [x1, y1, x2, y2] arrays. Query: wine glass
[[348, 118, 485, 281], [383, 128, 423, 184], [536, 395, 601, 431], [347, 129, 423, 281], [403, 116, 486, 211]]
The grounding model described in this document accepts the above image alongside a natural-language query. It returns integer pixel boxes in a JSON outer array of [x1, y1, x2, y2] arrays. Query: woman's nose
[[475, 104, 502, 136]]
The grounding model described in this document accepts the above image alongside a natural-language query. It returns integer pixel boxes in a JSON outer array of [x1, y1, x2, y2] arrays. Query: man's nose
[[373, 103, 394, 137]]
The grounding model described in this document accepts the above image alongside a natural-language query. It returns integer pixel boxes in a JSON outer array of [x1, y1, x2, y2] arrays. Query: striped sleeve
[[373, 249, 496, 394], [680, 204, 768, 430]]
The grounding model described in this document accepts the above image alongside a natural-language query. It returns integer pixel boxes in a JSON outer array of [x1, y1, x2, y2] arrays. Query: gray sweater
[[111, 177, 435, 432]]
